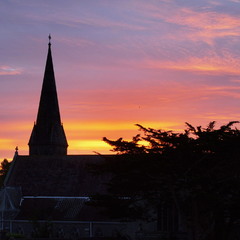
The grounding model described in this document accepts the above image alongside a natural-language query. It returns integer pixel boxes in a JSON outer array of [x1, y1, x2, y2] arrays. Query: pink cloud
[[141, 53, 240, 75], [133, 1, 240, 44], [0, 65, 22, 76]]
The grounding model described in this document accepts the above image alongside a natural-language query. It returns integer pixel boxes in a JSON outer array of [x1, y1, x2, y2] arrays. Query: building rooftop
[[5, 154, 112, 197]]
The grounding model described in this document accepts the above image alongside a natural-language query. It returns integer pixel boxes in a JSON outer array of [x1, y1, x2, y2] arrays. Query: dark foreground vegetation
[[89, 121, 240, 240], [0, 159, 10, 187]]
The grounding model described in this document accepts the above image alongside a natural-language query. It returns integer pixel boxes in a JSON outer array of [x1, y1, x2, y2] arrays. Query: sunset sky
[[1, 0, 240, 159]]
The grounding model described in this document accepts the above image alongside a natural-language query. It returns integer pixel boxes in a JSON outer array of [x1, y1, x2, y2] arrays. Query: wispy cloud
[[133, 1, 240, 45], [171, 8, 240, 44], [1, 0, 240, 159], [143, 54, 240, 74], [165, 8, 240, 31], [0, 66, 22, 76]]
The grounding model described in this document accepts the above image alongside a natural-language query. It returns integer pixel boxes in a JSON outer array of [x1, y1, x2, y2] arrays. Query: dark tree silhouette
[[0, 159, 11, 187], [89, 121, 240, 240]]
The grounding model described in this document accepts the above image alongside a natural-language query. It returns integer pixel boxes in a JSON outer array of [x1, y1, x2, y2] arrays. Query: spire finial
[[48, 34, 51, 46]]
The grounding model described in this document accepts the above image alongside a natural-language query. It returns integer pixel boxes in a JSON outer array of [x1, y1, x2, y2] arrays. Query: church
[[0, 37, 184, 240]]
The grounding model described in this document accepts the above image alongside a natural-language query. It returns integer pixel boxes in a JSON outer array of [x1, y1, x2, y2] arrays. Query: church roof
[[28, 36, 68, 156], [5, 154, 111, 197], [16, 197, 109, 221]]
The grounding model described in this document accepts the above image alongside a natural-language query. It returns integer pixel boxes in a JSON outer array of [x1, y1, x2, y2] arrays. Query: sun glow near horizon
[[1, 1, 240, 161], [0, 120, 184, 160]]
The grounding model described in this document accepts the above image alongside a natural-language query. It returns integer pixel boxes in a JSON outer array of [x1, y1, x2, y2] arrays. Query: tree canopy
[[89, 121, 240, 240], [0, 159, 11, 187]]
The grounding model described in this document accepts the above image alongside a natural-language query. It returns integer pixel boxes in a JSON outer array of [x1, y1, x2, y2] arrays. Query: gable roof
[[5, 154, 111, 197], [16, 197, 109, 221]]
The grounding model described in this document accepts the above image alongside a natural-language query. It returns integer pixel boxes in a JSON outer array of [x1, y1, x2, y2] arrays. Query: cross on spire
[[48, 34, 51, 46]]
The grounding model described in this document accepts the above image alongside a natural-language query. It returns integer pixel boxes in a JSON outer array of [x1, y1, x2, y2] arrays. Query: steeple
[[28, 36, 68, 155]]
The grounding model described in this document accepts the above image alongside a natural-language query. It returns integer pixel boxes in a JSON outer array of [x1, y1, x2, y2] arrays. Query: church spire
[[28, 36, 68, 155]]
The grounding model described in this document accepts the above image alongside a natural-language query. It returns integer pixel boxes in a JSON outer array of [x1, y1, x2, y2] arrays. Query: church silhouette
[[0, 37, 183, 240], [0, 37, 136, 239]]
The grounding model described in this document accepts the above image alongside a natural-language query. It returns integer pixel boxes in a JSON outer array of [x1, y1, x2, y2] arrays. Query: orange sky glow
[[1, 0, 240, 160]]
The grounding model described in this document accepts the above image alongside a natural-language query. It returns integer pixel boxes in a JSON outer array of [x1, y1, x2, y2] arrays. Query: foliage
[[6, 232, 25, 238], [89, 121, 240, 240], [31, 221, 52, 238], [0, 159, 11, 187]]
